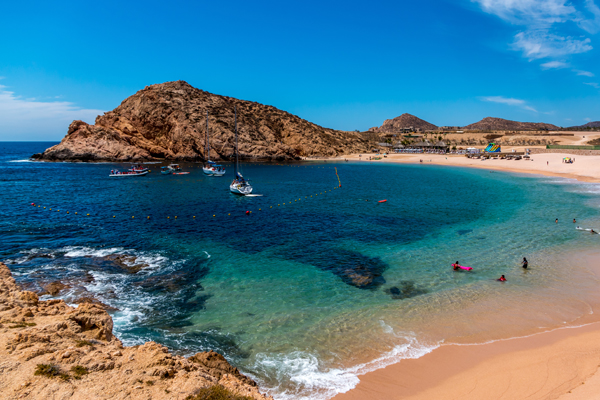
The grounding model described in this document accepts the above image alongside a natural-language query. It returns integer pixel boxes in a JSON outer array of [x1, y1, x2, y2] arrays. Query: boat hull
[[229, 183, 253, 195], [109, 171, 149, 177], [203, 167, 226, 176]]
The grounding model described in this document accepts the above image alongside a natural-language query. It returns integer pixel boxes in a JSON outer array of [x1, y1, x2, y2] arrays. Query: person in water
[[592, 229, 597, 234], [573, 218, 577, 223], [453, 261, 460, 271], [498, 275, 507, 282], [555, 218, 558, 223], [521, 257, 528, 269]]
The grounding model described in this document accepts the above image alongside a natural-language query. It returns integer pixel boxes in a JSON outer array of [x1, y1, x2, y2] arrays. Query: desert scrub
[[146, 380, 154, 386], [34, 364, 70, 381], [8, 321, 36, 328], [186, 385, 254, 400], [75, 339, 94, 347], [71, 365, 88, 379]]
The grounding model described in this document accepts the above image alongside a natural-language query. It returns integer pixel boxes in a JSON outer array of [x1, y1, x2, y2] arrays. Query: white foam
[[252, 330, 439, 400], [8, 159, 33, 163], [62, 246, 125, 258]]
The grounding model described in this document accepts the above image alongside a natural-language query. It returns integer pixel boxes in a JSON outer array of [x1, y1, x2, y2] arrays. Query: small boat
[[161, 164, 185, 175], [109, 170, 148, 177], [128, 164, 149, 173], [230, 107, 253, 195], [202, 111, 226, 177]]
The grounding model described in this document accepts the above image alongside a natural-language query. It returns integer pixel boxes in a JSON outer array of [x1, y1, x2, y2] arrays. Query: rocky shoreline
[[0, 262, 272, 400]]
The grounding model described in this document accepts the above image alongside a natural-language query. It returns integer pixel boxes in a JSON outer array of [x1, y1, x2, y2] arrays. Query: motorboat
[[202, 111, 226, 177], [109, 170, 148, 177]]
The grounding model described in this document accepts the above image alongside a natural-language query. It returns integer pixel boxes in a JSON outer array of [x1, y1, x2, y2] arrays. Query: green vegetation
[[71, 365, 88, 379], [146, 380, 154, 386], [34, 364, 70, 381], [186, 385, 254, 400], [7, 321, 36, 328], [75, 339, 94, 347]]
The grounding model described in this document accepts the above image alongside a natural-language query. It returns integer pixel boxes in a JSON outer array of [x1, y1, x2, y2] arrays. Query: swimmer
[[592, 229, 597, 234], [498, 275, 507, 282], [573, 218, 576, 223], [555, 218, 558, 223], [521, 257, 528, 269], [453, 261, 460, 271]]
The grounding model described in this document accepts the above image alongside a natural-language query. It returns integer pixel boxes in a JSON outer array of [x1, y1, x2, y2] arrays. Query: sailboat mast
[[205, 111, 209, 161], [234, 106, 238, 177]]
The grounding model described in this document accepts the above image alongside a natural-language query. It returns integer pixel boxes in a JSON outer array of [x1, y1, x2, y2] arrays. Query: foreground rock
[[0, 262, 271, 400], [34, 80, 369, 162]]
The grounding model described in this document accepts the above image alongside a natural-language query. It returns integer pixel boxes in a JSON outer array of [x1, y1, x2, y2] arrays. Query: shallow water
[[2, 142, 600, 399]]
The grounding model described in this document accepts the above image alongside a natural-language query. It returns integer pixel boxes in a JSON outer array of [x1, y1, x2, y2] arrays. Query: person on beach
[[498, 275, 506, 282], [521, 257, 528, 269]]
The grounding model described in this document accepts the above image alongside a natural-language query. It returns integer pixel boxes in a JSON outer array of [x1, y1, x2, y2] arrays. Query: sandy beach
[[327, 151, 600, 400]]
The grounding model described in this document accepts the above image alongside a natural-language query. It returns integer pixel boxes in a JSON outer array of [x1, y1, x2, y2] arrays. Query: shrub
[[186, 385, 254, 400], [34, 364, 70, 381], [75, 340, 94, 347], [71, 365, 88, 379]]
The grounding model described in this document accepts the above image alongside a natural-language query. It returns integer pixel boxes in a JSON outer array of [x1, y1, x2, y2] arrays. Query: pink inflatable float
[[452, 264, 472, 271]]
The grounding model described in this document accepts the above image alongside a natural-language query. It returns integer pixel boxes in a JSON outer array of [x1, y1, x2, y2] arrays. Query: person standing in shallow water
[[521, 257, 528, 269]]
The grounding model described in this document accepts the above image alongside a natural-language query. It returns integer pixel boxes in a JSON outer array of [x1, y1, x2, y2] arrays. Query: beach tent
[[466, 147, 480, 154]]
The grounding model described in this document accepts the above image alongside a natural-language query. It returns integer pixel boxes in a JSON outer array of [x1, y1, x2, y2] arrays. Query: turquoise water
[[3, 142, 600, 399]]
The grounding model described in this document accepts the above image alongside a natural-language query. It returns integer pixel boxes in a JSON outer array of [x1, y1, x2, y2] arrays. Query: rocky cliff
[[34, 81, 369, 162], [0, 262, 271, 400], [369, 113, 438, 133], [463, 117, 559, 131]]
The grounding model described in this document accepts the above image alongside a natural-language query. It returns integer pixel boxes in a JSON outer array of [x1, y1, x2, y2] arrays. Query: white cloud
[[480, 95, 538, 112], [513, 31, 592, 59], [472, 0, 599, 63], [0, 84, 105, 140], [541, 60, 569, 69], [585, 117, 592, 121], [583, 82, 600, 88], [573, 69, 595, 76]]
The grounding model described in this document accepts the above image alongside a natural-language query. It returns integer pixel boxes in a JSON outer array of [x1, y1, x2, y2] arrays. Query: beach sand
[[329, 151, 600, 400]]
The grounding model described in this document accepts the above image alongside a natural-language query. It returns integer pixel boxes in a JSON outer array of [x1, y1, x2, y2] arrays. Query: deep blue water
[[2, 142, 600, 399]]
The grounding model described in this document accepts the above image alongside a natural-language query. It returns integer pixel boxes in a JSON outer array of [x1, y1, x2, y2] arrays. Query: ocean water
[[3, 142, 600, 399]]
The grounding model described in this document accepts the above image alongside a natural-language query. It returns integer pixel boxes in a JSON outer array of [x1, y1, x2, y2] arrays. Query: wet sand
[[329, 152, 600, 400]]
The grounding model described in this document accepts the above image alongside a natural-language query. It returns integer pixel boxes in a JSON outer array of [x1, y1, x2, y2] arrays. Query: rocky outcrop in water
[[0, 262, 271, 400], [34, 81, 369, 162]]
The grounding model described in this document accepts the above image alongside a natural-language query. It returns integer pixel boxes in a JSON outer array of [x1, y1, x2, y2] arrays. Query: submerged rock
[[385, 281, 428, 300], [41, 281, 71, 296]]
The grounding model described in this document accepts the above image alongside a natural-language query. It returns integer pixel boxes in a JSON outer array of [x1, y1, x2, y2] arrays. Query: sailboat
[[229, 106, 253, 195], [202, 111, 226, 177]]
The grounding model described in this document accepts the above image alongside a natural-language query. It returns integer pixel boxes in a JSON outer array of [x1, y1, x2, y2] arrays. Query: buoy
[[228, 213, 230, 216], [378, 200, 387, 203], [168, 216, 170, 219], [57, 210, 60, 212], [49, 208, 52, 211], [213, 215, 215, 217], [132, 216, 135, 218], [113, 216, 116, 218], [148, 216, 150, 219], [246, 211, 250, 215], [75, 212, 77, 214], [259, 208, 261, 211], [31, 203, 35, 206], [193, 216, 195, 218], [175, 216, 177, 219], [270, 206, 272, 208], [86, 213, 90, 216], [67, 212, 69, 214]]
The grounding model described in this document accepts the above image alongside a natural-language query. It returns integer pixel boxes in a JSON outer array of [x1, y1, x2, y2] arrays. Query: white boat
[[229, 107, 253, 195], [128, 164, 149, 173], [109, 170, 148, 177], [202, 111, 226, 177], [161, 164, 184, 175]]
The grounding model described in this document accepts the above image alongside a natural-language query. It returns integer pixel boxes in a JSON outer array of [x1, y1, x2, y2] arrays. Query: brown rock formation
[[0, 262, 271, 400], [369, 113, 438, 133], [34, 81, 369, 162], [463, 117, 559, 131]]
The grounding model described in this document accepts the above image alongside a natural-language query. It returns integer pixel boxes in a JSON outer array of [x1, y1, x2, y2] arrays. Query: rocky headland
[[34, 81, 369, 162], [0, 262, 271, 400]]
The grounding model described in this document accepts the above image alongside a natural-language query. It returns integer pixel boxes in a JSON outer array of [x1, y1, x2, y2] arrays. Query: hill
[[567, 121, 600, 129], [369, 113, 438, 133], [463, 117, 559, 131], [35, 81, 369, 162]]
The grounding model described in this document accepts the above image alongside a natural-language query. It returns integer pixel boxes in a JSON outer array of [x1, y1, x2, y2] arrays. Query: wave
[[251, 328, 439, 400]]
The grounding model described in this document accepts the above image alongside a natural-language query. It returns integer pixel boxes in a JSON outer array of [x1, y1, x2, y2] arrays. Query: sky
[[1, 0, 599, 140]]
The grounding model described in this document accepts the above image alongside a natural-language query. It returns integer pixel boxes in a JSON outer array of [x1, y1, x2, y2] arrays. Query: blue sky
[[1, 0, 599, 140]]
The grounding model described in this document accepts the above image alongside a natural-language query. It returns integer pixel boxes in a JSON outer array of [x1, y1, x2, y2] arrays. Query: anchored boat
[[109, 170, 148, 177], [229, 107, 253, 195], [202, 111, 226, 177]]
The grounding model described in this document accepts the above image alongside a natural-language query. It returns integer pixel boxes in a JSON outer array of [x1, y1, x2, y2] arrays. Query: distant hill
[[369, 113, 438, 133], [567, 121, 600, 129], [35, 81, 369, 162], [463, 117, 559, 131]]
